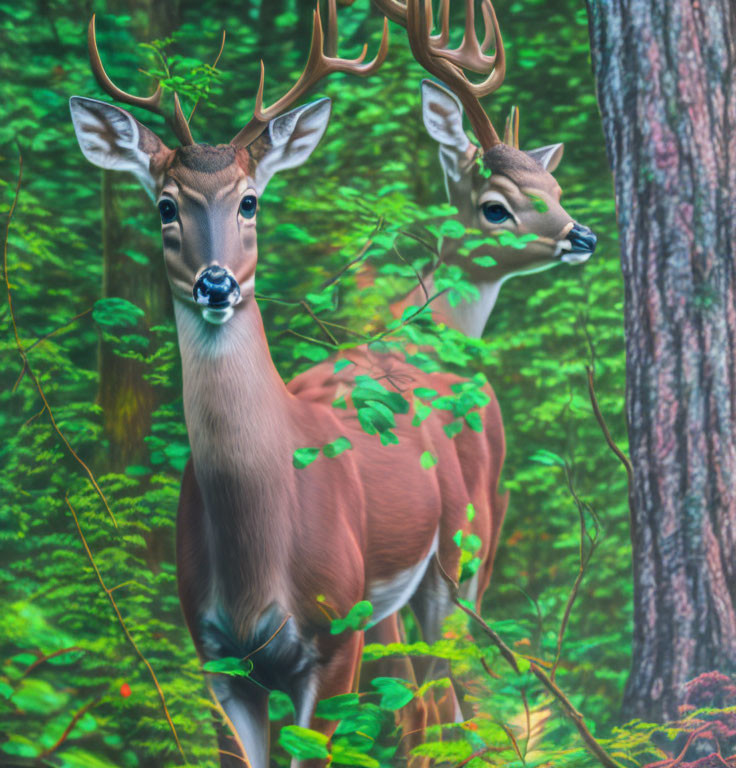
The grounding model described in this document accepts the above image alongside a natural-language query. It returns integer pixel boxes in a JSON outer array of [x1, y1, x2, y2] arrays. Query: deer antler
[[373, 0, 505, 150], [87, 14, 195, 145], [231, 0, 389, 148]]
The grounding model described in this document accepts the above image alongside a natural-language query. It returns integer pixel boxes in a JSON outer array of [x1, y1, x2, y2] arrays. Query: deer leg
[[209, 675, 270, 768], [292, 632, 364, 768], [363, 614, 430, 766], [409, 558, 467, 727]]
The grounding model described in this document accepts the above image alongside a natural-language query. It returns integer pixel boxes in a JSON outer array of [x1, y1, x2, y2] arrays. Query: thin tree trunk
[[586, 0, 736, 721], [98, 0, 180, 470]]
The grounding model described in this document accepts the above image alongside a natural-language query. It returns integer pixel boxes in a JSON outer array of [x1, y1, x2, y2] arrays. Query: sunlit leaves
[[92, 298, 145, 329], [330, 601, 373, 635]]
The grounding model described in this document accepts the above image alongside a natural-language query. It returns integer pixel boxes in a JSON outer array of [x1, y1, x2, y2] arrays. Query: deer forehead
[[162, 143, 256, 198]]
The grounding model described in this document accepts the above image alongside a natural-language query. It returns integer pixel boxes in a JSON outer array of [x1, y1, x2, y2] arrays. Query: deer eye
[[158, 199, 178, 224], [482, 203, 511, 224], [239, 195, 257, 219]]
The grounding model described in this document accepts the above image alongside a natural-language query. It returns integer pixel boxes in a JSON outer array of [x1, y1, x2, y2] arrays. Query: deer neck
[[403, 274, 503, 338], [173, 296, 295, 623]]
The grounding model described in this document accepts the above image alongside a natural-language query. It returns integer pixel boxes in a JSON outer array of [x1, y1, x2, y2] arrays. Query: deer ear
[[526, 143, 564, 173], [70, 96, 169, 200], [253, 98, 332, 195], [421, 80, 471, 183]]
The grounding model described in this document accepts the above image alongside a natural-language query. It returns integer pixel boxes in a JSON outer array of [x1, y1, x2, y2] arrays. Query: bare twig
[[320, 217, 384, 290], [300, 300, 339, 345], [551, 464, 599, 683], [36, 697, 99, 760], [3, 150, 117, 527], [188, 30, 226, 124], [586, 366, 633, 485], [241, 614, 291, 664], [433, 557, 623, 768], [66, 495, 187, 764], [22, 646, 84, 678]]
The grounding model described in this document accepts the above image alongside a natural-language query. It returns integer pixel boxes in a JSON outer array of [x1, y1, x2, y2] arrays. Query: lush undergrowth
[[0, 0, 679, 766]]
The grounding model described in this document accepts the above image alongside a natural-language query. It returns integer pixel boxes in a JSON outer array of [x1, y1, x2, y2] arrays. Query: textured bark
[[97, 0, 179, 470], [586, 0, 736, 721]]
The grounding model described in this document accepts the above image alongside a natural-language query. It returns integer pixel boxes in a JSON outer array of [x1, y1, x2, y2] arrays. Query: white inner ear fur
[[69, 96, 157, 200], [421, 80, 470, 183], [254, 98, 332, 196], [526, 143, 564, 173]]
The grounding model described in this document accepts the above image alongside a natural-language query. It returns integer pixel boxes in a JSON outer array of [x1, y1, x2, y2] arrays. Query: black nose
[[193, 266, 240, 309], [568, 223, 597, 253]]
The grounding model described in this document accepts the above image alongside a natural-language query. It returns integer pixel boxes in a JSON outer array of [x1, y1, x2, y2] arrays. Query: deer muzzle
[[193, 265, 241, 324], [560, 223, 597, 264]]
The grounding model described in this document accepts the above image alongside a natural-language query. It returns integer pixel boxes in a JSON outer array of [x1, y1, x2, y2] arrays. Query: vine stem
[[65, 495, 188, 765], [433, 557, 623, 768], [3, 148, 116, 527]]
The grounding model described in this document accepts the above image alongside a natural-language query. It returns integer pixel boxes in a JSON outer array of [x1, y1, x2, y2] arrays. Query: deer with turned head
[[374, 0, 597, 338], [70, 5, 507, 767]]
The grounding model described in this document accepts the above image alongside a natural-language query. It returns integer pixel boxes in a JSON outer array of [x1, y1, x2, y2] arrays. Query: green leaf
[[55, 747, 115, 768], [371, 677, 415, 710], [202, 657, 253, 678], [443, 420, 463, 439], [331, 601, 373, 635], [279, 726, 329, 760], [333, 359, 354, 375], [332, 395, 347, 410], [414, 387, 437, 400], [440, 219, 466, 238], [316, 693, 360, 720], [331, 743, 380, 767], [323, 436, 352, 458], [420, 451, 438, 470], [465, 411, 483, 432], [92, 297, 145, 328], [529, 449, 566, 467], [293, 447, 320, 469], [466, 503, 476, 522], [269, 690, 295, 721], [472, 255, 497, 267]]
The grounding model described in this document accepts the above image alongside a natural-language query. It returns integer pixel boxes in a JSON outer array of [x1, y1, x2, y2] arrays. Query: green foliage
[[330, 601, 374, 635], [0, 0, 635, 765]]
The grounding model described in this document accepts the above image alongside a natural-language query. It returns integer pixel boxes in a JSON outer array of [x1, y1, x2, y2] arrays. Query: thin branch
[[300, 300, 339, 346], [393, 243, 429, 303], [586, 366, 633, 485], [65, 495, 187, 764], [551, 464, 599, 683], [433, 556, 623, 768], [36, 697, 99, 760], [3, 150, 117, 527], [241, 614, 291, 664], [188, 30, 226, 124], [22, 646, 84, 678], [320, 217, 384, 290]]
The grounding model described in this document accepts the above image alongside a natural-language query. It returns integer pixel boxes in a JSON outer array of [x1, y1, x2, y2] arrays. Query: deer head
[[375, 0, 596, 312], [70, 5, 388, 325]]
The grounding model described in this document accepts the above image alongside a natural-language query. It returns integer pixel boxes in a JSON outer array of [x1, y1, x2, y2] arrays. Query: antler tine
[[405, 0, 502, 149], [372, 0, 410, 25], [428, 0, 504, 76], [87, 15, 194, 145], [232, 3, 389, 148], [428, 0, 450, 47]]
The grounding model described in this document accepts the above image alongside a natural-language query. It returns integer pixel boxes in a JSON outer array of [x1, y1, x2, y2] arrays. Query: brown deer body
[[70, 7, 506, 766]]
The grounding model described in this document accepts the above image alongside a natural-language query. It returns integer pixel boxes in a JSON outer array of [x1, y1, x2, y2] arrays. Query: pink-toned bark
[[587, 0, 736, 720]]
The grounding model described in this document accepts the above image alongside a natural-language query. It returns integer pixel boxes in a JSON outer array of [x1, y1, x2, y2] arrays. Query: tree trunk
[[585, 0, 736, 722], [98, 0, 180, 470]]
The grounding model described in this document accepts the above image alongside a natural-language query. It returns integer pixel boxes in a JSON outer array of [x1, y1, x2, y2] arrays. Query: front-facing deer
[[70, 7, 506, 767], [376, 0, 598, 337]]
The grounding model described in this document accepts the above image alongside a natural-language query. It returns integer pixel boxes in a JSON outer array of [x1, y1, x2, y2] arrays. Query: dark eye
[[158, 199, 177, 224], [482, 203, 511, 224], [239, 195, 257, 219]]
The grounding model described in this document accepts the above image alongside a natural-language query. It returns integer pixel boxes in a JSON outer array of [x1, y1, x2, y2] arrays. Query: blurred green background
[[0, 0, 633, 765]]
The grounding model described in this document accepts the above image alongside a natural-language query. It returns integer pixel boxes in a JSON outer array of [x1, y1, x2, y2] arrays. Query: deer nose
[[568, 223, 597, 253], [193, 266, 241, 309]]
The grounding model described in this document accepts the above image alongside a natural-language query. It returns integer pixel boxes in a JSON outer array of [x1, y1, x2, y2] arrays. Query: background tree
[[586, 0, 736, 722]]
